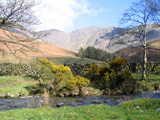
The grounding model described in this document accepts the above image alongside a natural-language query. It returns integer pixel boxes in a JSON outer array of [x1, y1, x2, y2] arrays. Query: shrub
[[87, 64, 113, 89], [104, 72, 117, 89], [117, 70, 132, 87], [36, 58, 90, 96], [67, 75, 89, 96], [109, 57, 127, 73], [104, 69, 134, 94], [99, 65, 112, 76], [87, 64, 100, 82], [87, 58, 134, 94], [36, 58, 73, 95]]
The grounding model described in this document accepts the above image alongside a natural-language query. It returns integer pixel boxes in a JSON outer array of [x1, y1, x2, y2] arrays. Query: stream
[[0, 91, 160, 111]]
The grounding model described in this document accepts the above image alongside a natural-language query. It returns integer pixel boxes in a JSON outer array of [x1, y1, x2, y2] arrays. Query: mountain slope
[[30, 41, 76, 57], [36, 24, 160, 53]]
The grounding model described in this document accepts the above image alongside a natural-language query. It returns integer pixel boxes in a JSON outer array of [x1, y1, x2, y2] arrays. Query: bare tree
[[118, 0, 160, 80], [0, 0, 41, 59]]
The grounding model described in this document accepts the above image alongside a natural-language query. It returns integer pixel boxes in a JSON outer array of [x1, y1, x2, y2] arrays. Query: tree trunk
[[43, 88, 49, 106], [78, 86, 83, 96], [142, 47, 147, 80], [142, 26, 147, 81]]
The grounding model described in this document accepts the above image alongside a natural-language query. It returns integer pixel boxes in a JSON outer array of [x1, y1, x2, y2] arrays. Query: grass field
[[0, 98, 159, 120], [132, 73, 160, 91], [0, 76, 37, 98], [132, 73, 160, 81], [48, 57, 103, 65]]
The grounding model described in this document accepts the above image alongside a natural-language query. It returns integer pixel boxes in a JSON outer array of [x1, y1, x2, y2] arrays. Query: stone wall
[[0, 63, 37, 76], [128, 62, 160, 73]]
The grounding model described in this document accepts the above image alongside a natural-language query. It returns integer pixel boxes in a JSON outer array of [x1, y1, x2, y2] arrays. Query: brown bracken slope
[[0, 29, 76, 62], [30, 41, 76, 57], [116, 39, 160, 62]]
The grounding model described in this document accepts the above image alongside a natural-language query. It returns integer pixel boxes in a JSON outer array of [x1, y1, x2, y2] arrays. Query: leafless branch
[[0, 0, 47, 59], [116, 0, 160, 80]]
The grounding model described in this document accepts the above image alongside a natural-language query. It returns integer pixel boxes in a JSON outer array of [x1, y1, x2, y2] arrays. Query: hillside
[[35, 24, 160, 53], [116, 39, 160, 62], [0, 29, 76, 63], [28, 42, 76, 57], [3, 24, 160, 63]]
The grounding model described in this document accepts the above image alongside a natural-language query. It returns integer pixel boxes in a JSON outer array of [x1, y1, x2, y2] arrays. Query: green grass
[[132, 73, 160, 81], [0, 76, 37, 98], [48, 57, 102, 65], [132, 73, 160, 92], [0, 98, 159, 120]]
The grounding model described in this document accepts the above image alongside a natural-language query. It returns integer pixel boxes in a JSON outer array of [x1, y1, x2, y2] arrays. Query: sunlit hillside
[[116, 39, 160, 62], [0, 29, 76, 63]]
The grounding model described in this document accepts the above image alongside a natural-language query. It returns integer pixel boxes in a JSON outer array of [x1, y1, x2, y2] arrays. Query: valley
[[0, 0, 160, 119]]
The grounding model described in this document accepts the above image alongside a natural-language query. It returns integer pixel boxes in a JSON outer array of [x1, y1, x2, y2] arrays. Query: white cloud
[[34, 0, 95, 31]]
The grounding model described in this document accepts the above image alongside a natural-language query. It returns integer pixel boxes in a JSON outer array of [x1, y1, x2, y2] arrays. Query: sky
[[35, 0, 138, 32]]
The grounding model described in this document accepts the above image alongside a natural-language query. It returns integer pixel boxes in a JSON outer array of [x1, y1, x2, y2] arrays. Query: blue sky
[[36, 0, 138, 32]]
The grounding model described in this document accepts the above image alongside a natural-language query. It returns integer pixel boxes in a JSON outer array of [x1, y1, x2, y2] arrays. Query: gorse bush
[[104, 72, 117, 89], [36, 58, 73, 95], [67, 75, 89, 96], [110, 57, 127, 73], [87, 64, 99, 82], [36, 59, 89, 96], [99, 65, 113, 76], [87, 58, 134, 94]]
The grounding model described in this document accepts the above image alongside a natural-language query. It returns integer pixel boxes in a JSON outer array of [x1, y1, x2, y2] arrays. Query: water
[[0, 91, 160, 111]]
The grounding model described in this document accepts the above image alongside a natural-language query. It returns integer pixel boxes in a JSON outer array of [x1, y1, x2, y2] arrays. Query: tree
[[78, 46, 116, 62], [78, 47, 84, 57], [118, 0, 160, 80], [0, 0, 40, 58]]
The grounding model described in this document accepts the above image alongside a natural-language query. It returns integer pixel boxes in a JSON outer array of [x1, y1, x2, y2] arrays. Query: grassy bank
[[0, 73, 159, 98], [0, 76, 37, 98], [0, 99, 159, 120]]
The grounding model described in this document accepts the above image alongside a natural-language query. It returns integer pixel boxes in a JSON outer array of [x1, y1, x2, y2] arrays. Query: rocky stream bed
[[0, 91, 160, 111]]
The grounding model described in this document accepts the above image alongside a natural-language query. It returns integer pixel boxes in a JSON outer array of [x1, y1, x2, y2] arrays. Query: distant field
[[48, 57, 103, 65], [0, 99, 159, 120], [0, 56, 103, 65]]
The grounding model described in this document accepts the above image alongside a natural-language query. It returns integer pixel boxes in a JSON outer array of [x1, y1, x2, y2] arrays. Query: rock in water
[[92, 100, 101, 104], [56, 103, 65, 107], [157, 108, 160, 111]]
